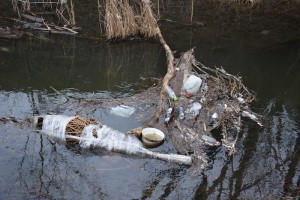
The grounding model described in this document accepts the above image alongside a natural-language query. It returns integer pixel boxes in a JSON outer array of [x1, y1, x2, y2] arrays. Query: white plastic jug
[[183, 75, 202, 94]]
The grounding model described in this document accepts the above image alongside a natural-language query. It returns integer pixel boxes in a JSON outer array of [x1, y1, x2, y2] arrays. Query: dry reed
[[97, 0, 106, 34], [11, 0, 76, 26], [138, 0, 157, 38], [105, 0, 157, 40], [56, 0, 76, 26], [105, 0, 123, 39]]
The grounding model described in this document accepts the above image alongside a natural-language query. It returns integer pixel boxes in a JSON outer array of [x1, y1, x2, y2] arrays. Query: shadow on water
[[1, 26, 300, 199]]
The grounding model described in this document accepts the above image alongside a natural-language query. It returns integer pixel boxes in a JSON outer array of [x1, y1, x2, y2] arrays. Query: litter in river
[[125, 49, 263, 168], [0, 0, 263, 173], [110, 105, 136, 118], [20, 48, 263, 172], [32, 115, 192, 166], [141, 128, 165, 148], [161, 49, 263, 158], [183, 75, 202, 94]]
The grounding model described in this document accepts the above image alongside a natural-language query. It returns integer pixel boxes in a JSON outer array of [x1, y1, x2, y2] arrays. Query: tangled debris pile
[[162, 49, 263, 160]]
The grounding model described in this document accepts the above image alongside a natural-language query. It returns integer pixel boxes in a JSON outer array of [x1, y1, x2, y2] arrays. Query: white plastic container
[[183, 75, 202, 94], [142, 128, 165, 148]]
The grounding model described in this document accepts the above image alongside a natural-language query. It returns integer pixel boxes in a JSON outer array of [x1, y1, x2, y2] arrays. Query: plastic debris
[[238, 97, 245, 103], [77, 124, 192, 165], [189, 102, 202, 117], [110, 105, 136, 118], [179, 106, 185, 120], [164, 107, 173, 123], [37, 115, 192, 165], [201, 135, 220, 146], [164, 85, 178, 101], [183, 75, 202, 94], [42, 115, 75, 142], [212, 112, 218, 119]]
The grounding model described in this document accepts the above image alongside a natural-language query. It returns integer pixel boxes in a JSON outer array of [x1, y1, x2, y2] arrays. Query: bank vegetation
[[0, 0, 297, 43]]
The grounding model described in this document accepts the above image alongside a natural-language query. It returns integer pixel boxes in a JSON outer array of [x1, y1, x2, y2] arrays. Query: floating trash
[[183, 75, 202, 94], [142, 128, 165, 148], [110, 105, 136, 118], [34, 115, 192, 165]]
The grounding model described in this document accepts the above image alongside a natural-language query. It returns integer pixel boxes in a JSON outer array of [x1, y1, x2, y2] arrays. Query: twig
[[193, 59, 253, 96], [83, 166, 131, 171], [216, 67, 252, 95], [61, 26, 78, 34], [175, 120, 183, 133], [50, 86, 69, 101]]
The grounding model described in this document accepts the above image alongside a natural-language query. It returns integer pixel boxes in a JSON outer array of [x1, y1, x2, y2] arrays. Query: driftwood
[[0, 15, 78, 37], [2, 0, 77, 38]]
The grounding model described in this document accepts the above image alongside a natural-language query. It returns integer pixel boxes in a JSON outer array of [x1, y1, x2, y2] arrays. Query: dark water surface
[[1, 27, 300, 199]]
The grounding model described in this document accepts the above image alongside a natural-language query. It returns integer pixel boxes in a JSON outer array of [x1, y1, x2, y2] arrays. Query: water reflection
[[0, 33, 300, 198], [0, 35, 165, 97]]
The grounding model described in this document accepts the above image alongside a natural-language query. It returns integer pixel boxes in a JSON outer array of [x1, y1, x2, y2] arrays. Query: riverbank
[[0, 0, 299, 45], [154, 0, 300, 46]]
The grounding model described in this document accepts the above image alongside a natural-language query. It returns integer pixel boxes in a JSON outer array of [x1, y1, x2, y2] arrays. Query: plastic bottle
[[179, 106, 185, 120], [190, 102, 202, 117], [201, 135, 220, 146], [164, 85, 178, 101], [164, 107, 173, 123]]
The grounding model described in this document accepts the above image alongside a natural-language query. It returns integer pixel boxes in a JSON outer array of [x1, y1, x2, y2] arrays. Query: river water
[[1, 15, 300, 200]]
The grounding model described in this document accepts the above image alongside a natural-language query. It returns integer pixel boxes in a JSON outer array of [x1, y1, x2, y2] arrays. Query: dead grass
[[56, 0, 76, 26], [105, 0, 157, 40], [138, 0, 157, 38], [11, 0, 76, 26]]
